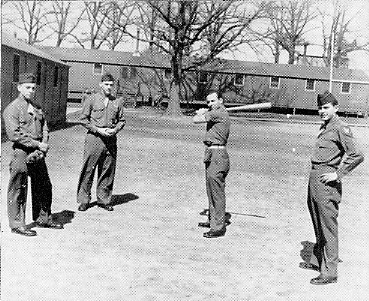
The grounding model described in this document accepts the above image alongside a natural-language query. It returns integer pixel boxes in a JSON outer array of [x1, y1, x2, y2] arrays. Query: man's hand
[[105, 128, 117, 136], [196, 108, 208, 115], [320, 172, 338, 184], [193, 108, 208, 124], [26, 150, 45, 164], [96, 127, 109, 137], [38, 142, 49, 153]]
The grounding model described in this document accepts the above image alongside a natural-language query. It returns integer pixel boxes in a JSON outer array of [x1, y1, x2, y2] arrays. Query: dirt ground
[[1, 108, 369, 301]]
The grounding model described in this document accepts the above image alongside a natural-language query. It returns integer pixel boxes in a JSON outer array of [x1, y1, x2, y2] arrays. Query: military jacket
[[80, 91, 125, 134], [3, 95, 48, 149], [311, 115, 364, 179], [203, 104, 230, 146]]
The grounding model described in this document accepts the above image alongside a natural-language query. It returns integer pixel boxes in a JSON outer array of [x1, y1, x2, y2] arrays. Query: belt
[[311, 163, 336, 170], [209, 145, 226, 149]]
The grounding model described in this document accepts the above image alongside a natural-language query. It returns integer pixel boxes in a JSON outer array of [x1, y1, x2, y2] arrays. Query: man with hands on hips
[[77, 73, 125, 212], [300, 91, 364, 285]]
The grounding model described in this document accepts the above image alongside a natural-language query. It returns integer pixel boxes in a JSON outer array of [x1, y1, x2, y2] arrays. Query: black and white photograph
[[1, 0, 368, 300]]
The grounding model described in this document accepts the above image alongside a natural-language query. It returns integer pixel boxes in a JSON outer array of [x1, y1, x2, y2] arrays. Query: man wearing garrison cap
[[299, 91, 364, 285], [77, 73, 125, 212], [3, 73, 63, 236]]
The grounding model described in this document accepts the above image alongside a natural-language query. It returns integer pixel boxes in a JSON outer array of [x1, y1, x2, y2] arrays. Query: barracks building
[[1, 33, 70, 135], [42, 46, 369, 116]]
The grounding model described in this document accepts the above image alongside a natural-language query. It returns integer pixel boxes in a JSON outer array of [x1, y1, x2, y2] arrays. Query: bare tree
[[100, 1, 137, 50], [198, 1, 264, 64], [258, 0, 317, 64], [68, 1, 109, 49], [3, 0, 51, 44], [319, 4, 369, 68], [46, 1, 84, 47], [128, 0, 262, 116]]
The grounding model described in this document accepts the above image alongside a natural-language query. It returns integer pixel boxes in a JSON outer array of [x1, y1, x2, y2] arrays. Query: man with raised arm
[[193, 90, 231, 238]]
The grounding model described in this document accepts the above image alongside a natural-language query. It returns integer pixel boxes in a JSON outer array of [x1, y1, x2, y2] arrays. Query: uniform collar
[[210, 103, 224, 111], [27, 102, 35, 115], [320, 114, 339, 132], [324, 114, 339, 127], [98, 91, 114, 100]]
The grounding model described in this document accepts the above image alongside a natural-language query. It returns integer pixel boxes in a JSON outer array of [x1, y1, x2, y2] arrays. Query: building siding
[[1, 44, 69, 135]]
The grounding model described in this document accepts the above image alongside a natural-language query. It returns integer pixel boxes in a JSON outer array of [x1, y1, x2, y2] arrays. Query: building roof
[[40, 46, 369, 83], [1, 33, 69, 66], [204, 59, 369, 83], [40, 46, 171, 69]]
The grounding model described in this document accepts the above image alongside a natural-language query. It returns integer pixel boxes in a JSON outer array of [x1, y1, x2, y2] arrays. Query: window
[[93, 63, 103, 74], [130, 67, 137, 78], [121, 67, 128, 79], [270, 76, 280, 89], [53, 66, 59, 87], [234, 74, 244, 86], [199, 72, 208, 84], [341, 82, 351, 93], [305, 79, 315, 91], [13, 54, 20, 82], [36, 61, 42, 85]]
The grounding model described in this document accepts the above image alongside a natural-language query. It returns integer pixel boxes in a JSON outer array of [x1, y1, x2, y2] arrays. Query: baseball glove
[[26, 150, 45, 164]]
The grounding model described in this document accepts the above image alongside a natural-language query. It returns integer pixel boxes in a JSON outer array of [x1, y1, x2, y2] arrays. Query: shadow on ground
[[52, 210, 75, 226], [300, 240, 343, 264], [110, 193, 139, 206], [300, 240, 315, 263], [25, 210, 75, 229], [86, 193, 139, 209], [199, 208, 266, 219]]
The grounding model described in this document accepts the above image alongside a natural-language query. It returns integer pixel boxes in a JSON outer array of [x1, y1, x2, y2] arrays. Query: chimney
[[303, 42, 309, 57], [133, 28, 140, 57]]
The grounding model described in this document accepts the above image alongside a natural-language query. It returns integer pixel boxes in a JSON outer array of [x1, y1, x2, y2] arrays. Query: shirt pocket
[[107, 104, 119, 123], [317, 132, 336, 149], [19, 111, 29, 126]]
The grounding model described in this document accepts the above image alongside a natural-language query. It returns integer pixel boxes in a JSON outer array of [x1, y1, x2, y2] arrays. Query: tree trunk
[[288, 50, 295, 64], [165, 82, 182, 116]]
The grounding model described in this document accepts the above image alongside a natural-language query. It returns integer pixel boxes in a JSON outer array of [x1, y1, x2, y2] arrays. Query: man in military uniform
[[77, 73, 125, 212], [193, 90, 231, 238], [3, 73, 63, 236], [299, 91, 364, 284]]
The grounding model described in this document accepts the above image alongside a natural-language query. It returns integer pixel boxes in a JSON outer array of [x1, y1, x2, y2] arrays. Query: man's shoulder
[[212, 105, 229, 117], [334, 118, 353, 136], [115, 96, 125, 106], [4, 97, 24, 113]]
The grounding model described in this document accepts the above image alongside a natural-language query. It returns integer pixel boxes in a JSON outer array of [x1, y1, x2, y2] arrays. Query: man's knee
[[10, 160, 27, 174], [207, 170, 225, 182]]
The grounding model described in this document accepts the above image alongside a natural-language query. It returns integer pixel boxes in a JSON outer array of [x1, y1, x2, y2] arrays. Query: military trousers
[[77, 132, 117, 205], [204, 148, 230, 231], [307, 164, 342, 277], [7, 147, 53, 229]]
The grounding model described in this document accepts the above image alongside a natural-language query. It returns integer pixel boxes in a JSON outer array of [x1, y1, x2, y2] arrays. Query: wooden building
[[200, 60, 369, 115], [41, 46, 170, 103], [41, 46, 369, 115], [1, 33, 70, 131]]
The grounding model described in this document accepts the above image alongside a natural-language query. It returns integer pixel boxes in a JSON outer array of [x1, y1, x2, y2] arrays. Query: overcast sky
[[2, 0, 369, 75]]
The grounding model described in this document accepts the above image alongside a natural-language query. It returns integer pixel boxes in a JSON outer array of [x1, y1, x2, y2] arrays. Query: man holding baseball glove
[[77, 73, 125, 212], [3, 73, 63, 237]]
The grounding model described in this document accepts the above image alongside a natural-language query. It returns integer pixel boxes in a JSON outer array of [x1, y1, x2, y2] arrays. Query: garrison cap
[[19, 73, 36, 84], [317, 91, 338, 107], [101, 73, 115, 82]]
